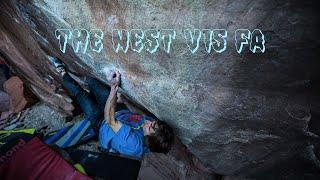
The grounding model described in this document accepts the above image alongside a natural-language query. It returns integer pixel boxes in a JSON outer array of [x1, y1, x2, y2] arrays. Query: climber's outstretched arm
[[104, 71, 122, 132]]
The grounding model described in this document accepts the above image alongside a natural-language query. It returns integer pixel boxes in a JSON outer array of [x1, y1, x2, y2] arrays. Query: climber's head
[[143, 120, 174, 154]]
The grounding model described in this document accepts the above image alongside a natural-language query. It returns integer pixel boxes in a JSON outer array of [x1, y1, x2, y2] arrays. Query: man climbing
[[45, 57, 174, 159]]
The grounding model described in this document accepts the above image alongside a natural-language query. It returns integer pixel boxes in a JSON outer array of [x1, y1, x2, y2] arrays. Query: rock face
[[0, 0, 319, 178], [3, 76, 38, 113]]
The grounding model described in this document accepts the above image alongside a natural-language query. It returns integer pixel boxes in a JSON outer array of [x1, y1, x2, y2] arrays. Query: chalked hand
[[107, 70, 121, 87]]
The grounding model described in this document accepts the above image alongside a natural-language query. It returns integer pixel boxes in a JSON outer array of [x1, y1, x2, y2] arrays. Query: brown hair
[[144, 120, 174, 154]]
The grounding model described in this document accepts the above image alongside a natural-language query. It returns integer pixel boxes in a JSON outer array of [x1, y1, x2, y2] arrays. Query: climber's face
[[143, 120, 157, 136]]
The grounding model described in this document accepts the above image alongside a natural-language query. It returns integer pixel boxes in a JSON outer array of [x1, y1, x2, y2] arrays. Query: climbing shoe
[[48, 56, 66, 76]]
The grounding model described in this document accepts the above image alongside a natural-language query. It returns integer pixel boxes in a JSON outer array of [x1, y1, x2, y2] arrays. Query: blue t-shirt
[[99, 110, 154, 159]]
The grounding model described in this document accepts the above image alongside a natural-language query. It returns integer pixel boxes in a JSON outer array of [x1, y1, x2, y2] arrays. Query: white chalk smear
[[107, 15, 119, 28]]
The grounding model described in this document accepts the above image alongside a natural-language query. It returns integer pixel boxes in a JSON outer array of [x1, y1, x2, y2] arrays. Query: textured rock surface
[[3, 76, 38, 113], [0, 57, 10, 89], [0, 0, 319, 178]]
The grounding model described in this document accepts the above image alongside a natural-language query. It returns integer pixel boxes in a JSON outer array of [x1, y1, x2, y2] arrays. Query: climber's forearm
[[104, 100, 116, 125], [104, 86, 121, 132]]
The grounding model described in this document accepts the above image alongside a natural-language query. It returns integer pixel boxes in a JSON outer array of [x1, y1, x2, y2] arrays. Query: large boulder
[[0, 0, 319, 178]]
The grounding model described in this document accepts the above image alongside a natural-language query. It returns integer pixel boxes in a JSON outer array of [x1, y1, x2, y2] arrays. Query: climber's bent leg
[[62, 74, 101, 134], [86, 77, 110, 113], [43, 75, 103, 148]]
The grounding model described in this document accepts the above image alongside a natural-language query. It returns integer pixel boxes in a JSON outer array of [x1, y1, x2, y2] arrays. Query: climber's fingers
[[114, 71, 121, 83], [108, 70, 121, 86]]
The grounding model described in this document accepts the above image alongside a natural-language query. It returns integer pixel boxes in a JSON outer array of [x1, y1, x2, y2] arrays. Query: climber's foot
[[48, 56, 66, 76]]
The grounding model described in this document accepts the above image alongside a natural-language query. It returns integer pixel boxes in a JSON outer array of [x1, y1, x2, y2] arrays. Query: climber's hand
[[108, 71, 121, 87]]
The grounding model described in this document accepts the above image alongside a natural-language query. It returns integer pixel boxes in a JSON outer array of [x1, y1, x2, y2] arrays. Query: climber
[[45, 57, 174, 159]]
